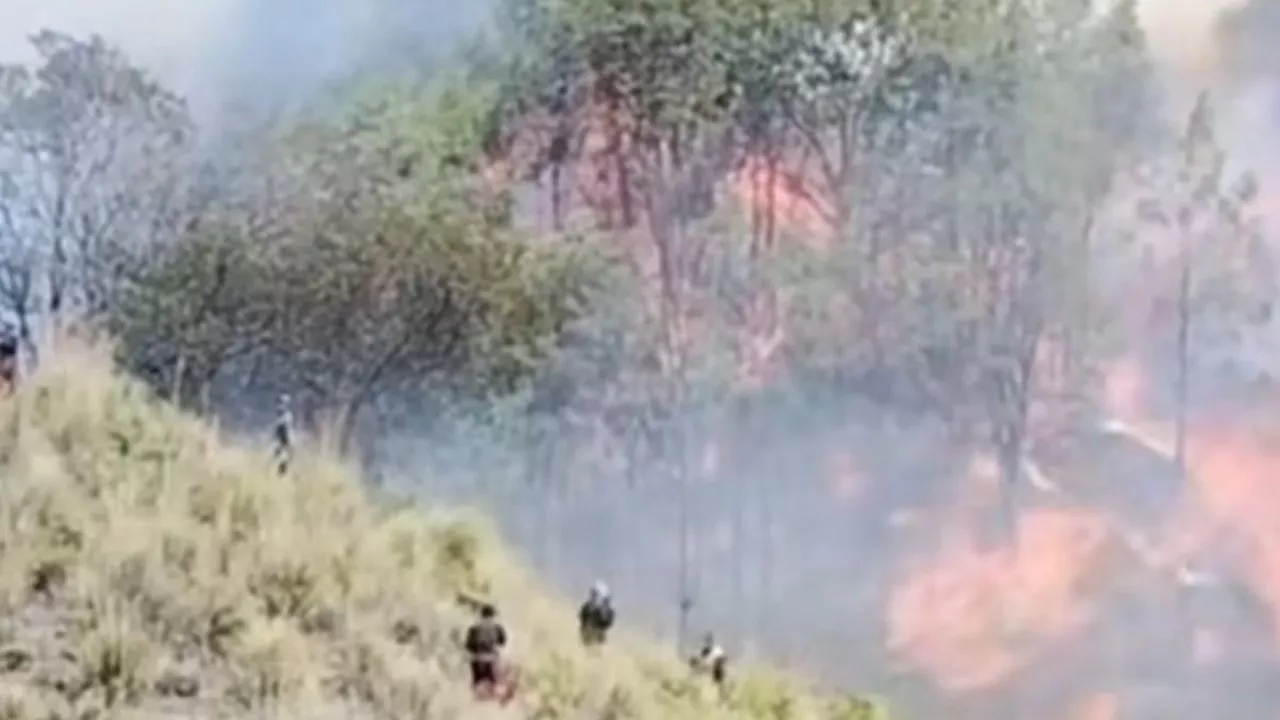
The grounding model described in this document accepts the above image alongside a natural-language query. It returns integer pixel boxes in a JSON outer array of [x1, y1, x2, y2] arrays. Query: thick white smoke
[[1130, 0, 1280, 400], [1135, 0, 1244, 83], [1, 0, 242, 117], [1, 1, 1271, 144], [1136, 0, 1280, 184]]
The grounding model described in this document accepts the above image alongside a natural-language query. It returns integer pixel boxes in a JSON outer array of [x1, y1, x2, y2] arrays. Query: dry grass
[[0, 341, 886, 720]]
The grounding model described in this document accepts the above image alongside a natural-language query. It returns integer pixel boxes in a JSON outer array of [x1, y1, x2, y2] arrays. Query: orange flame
[[827, 450, 865, 505], [749, 161, 1280, 705], [1183, 419, 1280, 643], [886, 509, 1114, 691], [729, 155, 832, 243], [1103, 356, 1151, 424], [1066, 691, 1119, 720]]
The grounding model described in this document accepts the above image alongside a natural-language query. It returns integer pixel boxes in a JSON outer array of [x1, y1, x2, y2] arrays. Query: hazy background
[[1138, 0, 1280, 184], [4, 1, 1280, 718], [0, 0, 496, 128]]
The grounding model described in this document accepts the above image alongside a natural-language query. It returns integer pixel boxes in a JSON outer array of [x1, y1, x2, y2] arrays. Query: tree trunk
[[171, 353, 187, 404], [730, 397, 750, 644], [49, 236, 66, 326], [337, 393, 370, 455], [1174, 242, 1191, 476], [550, 163, 564, 231], [764, 149, 778, 252], [198, 373, 214, 415], [996, 421, 1024, 545], [14, 298, 36, 366], [676, 441, 692, 654]]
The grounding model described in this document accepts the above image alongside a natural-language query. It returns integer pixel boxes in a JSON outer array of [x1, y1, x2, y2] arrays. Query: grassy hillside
[[0, 343, 883, 720]]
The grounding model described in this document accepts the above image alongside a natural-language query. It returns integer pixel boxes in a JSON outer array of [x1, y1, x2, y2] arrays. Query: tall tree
[[0, 31, 193, 355], [113, 77, 592, 452], [1134, 93, 1261, 473]]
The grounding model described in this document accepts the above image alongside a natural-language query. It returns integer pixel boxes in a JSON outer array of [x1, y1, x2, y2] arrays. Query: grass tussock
[[0, 341, 887, 720]]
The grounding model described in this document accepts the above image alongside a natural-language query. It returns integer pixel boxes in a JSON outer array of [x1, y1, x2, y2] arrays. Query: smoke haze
[[6, 1, 1280, 718], [2, 0, 1273, 154], [1137, 0, 1280, 183], [2, 1, 1274, 175], [0, 0, 497, 126]]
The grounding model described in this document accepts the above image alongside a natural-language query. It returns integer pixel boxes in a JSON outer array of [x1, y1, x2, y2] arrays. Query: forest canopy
[[0, 0, 1261, 521]]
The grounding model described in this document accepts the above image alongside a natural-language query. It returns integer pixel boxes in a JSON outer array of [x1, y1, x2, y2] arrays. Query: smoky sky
[[1219, 0, 1280, 80], [1215, 0, 1280, 182], [0, 0, 498, 127], [1, 0, 1273, 143]]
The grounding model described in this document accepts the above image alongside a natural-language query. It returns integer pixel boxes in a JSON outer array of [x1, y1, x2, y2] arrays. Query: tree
[[111, 77, 592, 452], [775, 13, 914, 240], [768, 0, 1160, 542], [111, 209, 274, 409], [942, 0, 1156, 541], [0, 31, 193, 356], [1133, 93, 1261, 474]]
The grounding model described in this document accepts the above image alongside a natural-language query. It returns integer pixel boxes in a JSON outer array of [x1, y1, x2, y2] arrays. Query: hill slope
[[0, 345, 879, 720]]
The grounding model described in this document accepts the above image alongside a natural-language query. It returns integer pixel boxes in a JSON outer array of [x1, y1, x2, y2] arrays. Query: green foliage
[[107, 74, 595, 444], [825, 694, 887, 720], [730, 674, 801, 720], [111, 219, 268, 404], [0, 31, 194, 341]]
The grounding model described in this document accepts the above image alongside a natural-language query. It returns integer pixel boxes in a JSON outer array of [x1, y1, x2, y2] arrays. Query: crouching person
[[0, 326, 17, 396], [578, 581, 616, 648], [690, 632, 728, 690]]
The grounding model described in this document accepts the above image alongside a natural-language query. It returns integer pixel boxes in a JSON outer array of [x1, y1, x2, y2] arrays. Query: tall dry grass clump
[[0, 342, 885, 720]]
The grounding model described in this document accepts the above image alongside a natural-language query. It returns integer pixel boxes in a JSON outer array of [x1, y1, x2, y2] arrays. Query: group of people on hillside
[[4, 331, 730, 705], [462, 580, 729, 703], [263, 397, 727, 702], [3, 336, 726, 702], [268, 398, 727, 703]]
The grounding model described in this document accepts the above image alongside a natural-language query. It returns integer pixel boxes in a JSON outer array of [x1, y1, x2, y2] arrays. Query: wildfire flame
[[886, 508, 1115, 692], [488, 66, 1280, 714], [721, 140, 1280, 712], [1066, 692, 1119, 720], [729, 155, 832, 245]]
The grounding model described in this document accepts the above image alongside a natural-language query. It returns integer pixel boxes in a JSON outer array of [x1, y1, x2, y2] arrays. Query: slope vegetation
[[0, 344, 880, 720]]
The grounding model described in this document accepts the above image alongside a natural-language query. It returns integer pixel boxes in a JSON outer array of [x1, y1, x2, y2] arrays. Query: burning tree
[[773, 0, 1156, 543]]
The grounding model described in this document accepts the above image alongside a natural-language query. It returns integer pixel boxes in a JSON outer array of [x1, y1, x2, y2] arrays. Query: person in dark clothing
[[464, 603, 508, 695], [272, 393, 293, 475], [578, 581, 616, 647], [690, 632, 728, 686], [0, 327, 17, 396]]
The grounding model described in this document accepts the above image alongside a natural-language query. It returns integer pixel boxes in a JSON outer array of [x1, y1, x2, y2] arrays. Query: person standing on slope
[[0, 325, 17, 396], [464, 603, 509, 699], [690, 632, 728, 688], [578, 580, 616, 647], [272, 393, 293, 475]]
